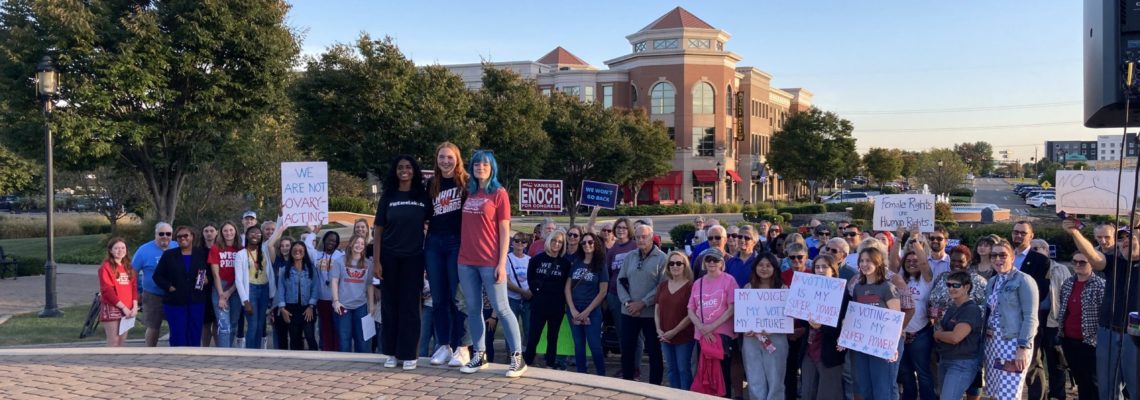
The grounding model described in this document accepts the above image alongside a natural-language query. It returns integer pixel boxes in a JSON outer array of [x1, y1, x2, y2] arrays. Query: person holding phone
[[564, 232, 609, 376], [982, 237, 1039, 399]]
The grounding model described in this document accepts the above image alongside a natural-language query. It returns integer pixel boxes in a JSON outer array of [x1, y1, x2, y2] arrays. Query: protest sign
[[784, 271, 846, 327], [580, 180, 620, 209], [518, 179, 563, 212], [1056, 170, 1137, 216], [838, 302, 905, 360], [734, 289, 794, 334], [873, 194, 936, 232], [281, 162, 329, 228]]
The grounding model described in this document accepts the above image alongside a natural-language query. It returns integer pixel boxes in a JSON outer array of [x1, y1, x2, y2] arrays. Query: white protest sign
[[281, 162, 329, 228], [784, 271, 846, 327], [838, 302, 905, 360], [1056, 170, 1138, 216], [733, 289, 794, 334], [873, 194, 936, 232]]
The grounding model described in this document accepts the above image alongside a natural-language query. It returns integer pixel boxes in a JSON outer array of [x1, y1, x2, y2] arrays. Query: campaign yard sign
[[784, 271, 846, 327], [580, 180, 620, 209], [873, 194, 936, 233], [734, 289, 794, 334], [281, 162, 329, 228], [838, 302, 905, 360], [518, 179, 563, 212]]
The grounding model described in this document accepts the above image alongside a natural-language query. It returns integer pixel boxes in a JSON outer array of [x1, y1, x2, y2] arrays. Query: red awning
[[725, 170, 743, 183], [692, 170, 718, 183], [650, 170, 682, 186]]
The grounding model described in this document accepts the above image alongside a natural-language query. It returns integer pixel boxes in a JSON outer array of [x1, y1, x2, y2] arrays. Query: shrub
[[699, 203, 715, 214], [949, 196, 972, 204], [779, 212, 794, 224], [669, 223, 696, 247], [850, 202, 874, 220], [937, 220, 960, 231], [879, 186, 901, 195], [769, 215, 784, 225], [949, 188, 974, 197], [935, 203, 953, 222], [14, 257, 45, 277], [329, 196, 374, 214], [79, 218, 112, 235], [850, 219, 868, 230], [826, 203, 857, 212]]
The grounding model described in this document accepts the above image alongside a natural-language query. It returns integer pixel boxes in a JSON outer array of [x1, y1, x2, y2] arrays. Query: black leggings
[[285, 303, 317, 350], [524, 294, 564, 365]]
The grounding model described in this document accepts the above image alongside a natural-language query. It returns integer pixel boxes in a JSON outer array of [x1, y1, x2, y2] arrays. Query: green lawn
[[0, 304, 162, 346], [0, 234, 107, 264]]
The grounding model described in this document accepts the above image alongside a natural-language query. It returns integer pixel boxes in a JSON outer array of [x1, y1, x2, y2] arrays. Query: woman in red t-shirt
[[98, 238, 138, 347], [209, 221, 243, 347]]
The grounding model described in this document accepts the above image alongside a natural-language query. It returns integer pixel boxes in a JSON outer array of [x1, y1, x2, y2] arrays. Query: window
[[658, 187, 671, 201], [631, 85, 638, 103], [667, 127, 675, 142], [633, 41, 646, 53], [694, 127, 715, 157], [563, 86, 580, 98], [716, 41, 724, 51], [541, 88, 551, 97], [688, 39, 710, 48], [650, 82, 675, 114], [602, 84, 613, 109], [584, 86, 595, 102], [727, 128, 734, 155], [654, 39, 679, 50], [692, 82, 714, 114], [726, 85, 733, 115]]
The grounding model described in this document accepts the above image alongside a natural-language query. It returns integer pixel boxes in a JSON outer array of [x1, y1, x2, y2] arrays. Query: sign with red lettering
[[838, 302, 905, 360], [784, 271, 846, 327], [734, 289, 793, 334], [518, 179, 563, 212], [281, 162, 329, 228]]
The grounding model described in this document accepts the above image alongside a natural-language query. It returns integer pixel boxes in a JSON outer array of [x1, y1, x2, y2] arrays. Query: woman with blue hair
[[456, 150, 527, 378]]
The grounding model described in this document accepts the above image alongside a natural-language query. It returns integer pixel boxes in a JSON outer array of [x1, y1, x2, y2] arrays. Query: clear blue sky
[[288, 0, 1096, 163]]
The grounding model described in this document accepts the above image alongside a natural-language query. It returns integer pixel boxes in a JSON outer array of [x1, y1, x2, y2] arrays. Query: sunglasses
[[818, 232, 831, 236], [741, 237, 753, 242], [567, 233, 580, 238], [1073, 260, 1090, 266], [704, 257, 723, 264], [989, 253, 1010, 259], [601, 229, 613, 233], [946, 282, 966, 289], [728, 234, 739, 239], [667, 261, 685, 267], [708, 236, 723, 240], [512, 239, 526, 243], [828, 248, 842, 254], [843, 232, 858, 237], [788, 255, 806, 260], [176, 234, 192, 239], [582, 240, 595, 246], [929, 237, 945, 242], [158, 232, 173, 237]]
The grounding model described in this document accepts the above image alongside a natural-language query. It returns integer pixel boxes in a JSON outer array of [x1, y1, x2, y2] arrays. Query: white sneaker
[[448, 347, 470, 367], [430, 345, 452, 365], [505, 351, 527, 378], [383, 356, 397, 368], [402, 360, 418, 370]]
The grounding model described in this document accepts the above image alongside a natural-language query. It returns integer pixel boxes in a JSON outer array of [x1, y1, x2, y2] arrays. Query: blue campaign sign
[[580, 180, 620, 209]]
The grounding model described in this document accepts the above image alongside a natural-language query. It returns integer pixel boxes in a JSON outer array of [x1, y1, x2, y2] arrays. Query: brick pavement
[[0, 347, 711, 400]]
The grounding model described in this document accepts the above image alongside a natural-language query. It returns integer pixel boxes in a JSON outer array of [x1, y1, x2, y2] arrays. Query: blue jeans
[[458, 264, 521, 354], [567, 307, 605, 376], [424, 233, 470, 349], [938, 357, 981, 400], [211, 281, 242, 348], [334, 305, 371, 353], [244, 283, 270, 349], [1098, 327, 1139, 400], [419, 305, 435, 357], [853, 339, 904, 400], [662, 340, 695, 390], [509, 298, 531, 347], [898, 326, 935, 400]]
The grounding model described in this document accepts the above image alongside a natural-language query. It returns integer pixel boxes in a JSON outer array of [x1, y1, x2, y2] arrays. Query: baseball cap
[[242, 210, 257, 219], [700, 247, 725, 261]]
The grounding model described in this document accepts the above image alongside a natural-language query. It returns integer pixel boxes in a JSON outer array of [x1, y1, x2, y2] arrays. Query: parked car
[[1015, 186, 1042, 196], [1022, 189, 1054, 199], [824, 192, 872, 204], [1027, 193, 1056, 208], [0, 196, 16, 210]]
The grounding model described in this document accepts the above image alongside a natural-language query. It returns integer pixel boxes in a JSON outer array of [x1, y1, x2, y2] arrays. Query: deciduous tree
[[767, 107, 859, 201], [862, 147, 903, 186]]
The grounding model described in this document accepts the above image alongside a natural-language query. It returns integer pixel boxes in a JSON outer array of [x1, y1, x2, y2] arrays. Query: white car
[[1027, 193, 1056, 208], [824, 192, 872, 204]]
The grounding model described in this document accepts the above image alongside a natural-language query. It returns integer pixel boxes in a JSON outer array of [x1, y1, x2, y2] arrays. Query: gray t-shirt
[[935, 299, 984, 360], [852, 279, 899, 309], [331, 257, 374, 309]]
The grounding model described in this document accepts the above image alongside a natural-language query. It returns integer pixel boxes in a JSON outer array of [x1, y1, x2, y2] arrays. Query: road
[[971, 178, 1036, 218], [515, 212, 746, 240]]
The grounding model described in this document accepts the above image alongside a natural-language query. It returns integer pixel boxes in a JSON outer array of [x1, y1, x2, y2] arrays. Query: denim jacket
[[276, 263, 320, 308], [986, 270, 1039, 347]]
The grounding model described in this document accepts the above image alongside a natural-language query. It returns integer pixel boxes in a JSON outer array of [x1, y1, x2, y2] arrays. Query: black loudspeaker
[[1085, 0, 1140, 127]]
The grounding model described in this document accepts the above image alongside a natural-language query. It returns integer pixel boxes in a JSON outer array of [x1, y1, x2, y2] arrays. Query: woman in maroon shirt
[[655, 250, 694, 390], [1056, 251, 1105, 400]]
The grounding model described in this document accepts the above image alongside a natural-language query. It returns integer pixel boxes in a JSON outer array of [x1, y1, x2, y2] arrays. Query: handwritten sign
[[873, 194, 936, 232], [838, 302, 905, 360], [580, 180, 620, 209], [281, 162, 329, 228], [734, 289, 793, 334], [784, 271, 846, 327], [518, 179, 563, 212], [1056, 170, 1137, 216]]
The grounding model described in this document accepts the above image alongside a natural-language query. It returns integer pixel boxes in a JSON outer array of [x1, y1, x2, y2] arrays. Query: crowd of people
[[95, 141, 1140, 399]]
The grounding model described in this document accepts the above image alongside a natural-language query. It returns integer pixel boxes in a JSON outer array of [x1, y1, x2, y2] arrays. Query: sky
[[287, 0, 1099, 163]]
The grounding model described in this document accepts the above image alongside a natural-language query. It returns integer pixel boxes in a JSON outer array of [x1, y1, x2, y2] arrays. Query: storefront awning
[[650, 171, 683, 186], [725, 170, 743, 183], [692, 170, 718, 183]]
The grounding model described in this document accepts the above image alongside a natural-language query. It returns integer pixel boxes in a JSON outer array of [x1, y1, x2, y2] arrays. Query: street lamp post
[[937, 159, 944, 194], [36, 55, 62, 318], [716, 161, 723, 204]]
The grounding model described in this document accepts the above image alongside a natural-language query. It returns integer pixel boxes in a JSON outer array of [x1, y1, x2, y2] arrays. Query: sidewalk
[[0, 263, 99, 322]]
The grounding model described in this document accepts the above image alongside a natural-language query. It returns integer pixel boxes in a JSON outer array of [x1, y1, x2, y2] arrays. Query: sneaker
[[383, 356, 397, 368], [402, 360, 418, 370], [459, 351, 487, 374], [430, 346, 452, 366], [448, 347, 470, 367], [505, 352, 527, 378]]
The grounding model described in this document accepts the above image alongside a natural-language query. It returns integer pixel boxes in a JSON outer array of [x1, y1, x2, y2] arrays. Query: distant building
[[442, 7, 812, 204], [1044, 140, 1097, 163], [1096, 133, 1139, 161]]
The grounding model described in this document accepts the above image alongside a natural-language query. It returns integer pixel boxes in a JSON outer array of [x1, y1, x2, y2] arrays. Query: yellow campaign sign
[[1041, 181, 1052, 189]]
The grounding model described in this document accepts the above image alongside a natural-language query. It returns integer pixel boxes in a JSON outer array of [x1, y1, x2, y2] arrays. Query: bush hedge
[[669, 223, 696, 247], [949, 188, 974, 197], [329, 196, 374, 215], [777, 204, 827, 215]]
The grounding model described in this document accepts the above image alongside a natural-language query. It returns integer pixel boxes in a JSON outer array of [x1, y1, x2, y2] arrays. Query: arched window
[[692, 82, 714, 114], [726, 85, 733, 115], [650, 82, 675, 114]]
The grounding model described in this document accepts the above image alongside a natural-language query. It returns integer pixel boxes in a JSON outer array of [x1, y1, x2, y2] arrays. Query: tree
[[862, 147, 903, 186], [0, 1, 301, 223], [0, 145, 37, 194], [767, 107, 859, 201], [473, 66, 550, 193], [953, 141, 994, 176], [616, 108, 673, 206], [60, 167, 146, 233], [542, 93, 630, 225], [915, 149, 969, 194], [899, 150, 920, 185]]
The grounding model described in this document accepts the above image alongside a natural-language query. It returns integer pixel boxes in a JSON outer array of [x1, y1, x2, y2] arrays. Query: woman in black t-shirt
[[523, 229, 571, 367], [422, 142, 472, 367], [933, 271, 985, 400]]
